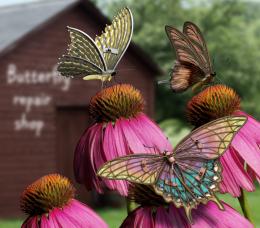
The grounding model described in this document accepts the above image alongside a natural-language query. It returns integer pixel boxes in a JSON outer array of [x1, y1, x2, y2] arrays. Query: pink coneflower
[[121, 203, 253, 228], [74, 84, 172, 196], [120, 185, 253, 228], [20, 174, 108, 228], [186, 84, 260, 197]]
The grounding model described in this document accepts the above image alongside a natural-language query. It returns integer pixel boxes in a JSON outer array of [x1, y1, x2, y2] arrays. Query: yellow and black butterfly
[[162, 21, 215, 92], [57, 7, 133, 82], [98, 116, 247, 223]]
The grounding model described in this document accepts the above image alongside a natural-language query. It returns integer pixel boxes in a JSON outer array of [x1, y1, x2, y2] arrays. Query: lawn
[[0, 189, 259, 228]]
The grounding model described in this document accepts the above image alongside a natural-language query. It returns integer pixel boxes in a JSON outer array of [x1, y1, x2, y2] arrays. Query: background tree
[[95, 0, 260, 122]]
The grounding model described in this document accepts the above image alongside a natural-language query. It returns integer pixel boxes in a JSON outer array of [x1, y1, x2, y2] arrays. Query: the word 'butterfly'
[[58, 7, 133, 82], [98, 116, 247, 223]]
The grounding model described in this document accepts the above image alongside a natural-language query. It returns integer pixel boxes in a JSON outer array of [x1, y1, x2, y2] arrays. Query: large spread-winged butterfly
[[98, 116, 247, 223], [57, 7, 133, 82], [162, 21, 215, 92]]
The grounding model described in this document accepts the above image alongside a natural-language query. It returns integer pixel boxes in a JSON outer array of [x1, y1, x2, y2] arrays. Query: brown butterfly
[[164, 21, 216, 92]]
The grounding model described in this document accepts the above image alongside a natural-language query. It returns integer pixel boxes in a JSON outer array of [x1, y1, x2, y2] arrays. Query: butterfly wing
[[58, 27, 106, 79], [97, 154, 165, 184], [165, 25, 205, 69], [183, 21, 213, 75], [58, 55, 103, 78], [154, 116, 247, 222], [155, 159, 223, 223], [95, 7, 133, 71], [165, 25, 208, 92], [174, 116, 247, 160], [170, 61, 205, 92]]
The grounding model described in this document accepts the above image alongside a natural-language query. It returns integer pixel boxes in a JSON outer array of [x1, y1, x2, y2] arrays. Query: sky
[[0, 0, 40, 7], [0, 0, 260, 7]]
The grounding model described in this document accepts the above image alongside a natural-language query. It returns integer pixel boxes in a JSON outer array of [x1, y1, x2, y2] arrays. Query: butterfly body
[[98, 116, 247, 223], [58, 8, 133, 82], [83, 72, 115, 82], [165, 22, 215, 92], [191, 72, 216, 92]]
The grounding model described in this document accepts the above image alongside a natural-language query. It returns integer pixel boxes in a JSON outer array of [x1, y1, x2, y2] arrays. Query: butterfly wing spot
[[165, 179, 177, 187], [209, 184, 216, 189], [141, 160, 149, 172], [103, 47, 119, 55], [195, 167, 206, 181], [195, 140, 203, 149]]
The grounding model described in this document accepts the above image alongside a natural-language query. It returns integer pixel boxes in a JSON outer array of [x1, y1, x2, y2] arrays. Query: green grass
[[0, 190, 259, 228], [0, 220, 22, 228], [96, 207, 126, 228]]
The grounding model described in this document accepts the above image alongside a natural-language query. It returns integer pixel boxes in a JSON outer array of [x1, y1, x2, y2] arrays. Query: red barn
[[0, 0, 161, 218]]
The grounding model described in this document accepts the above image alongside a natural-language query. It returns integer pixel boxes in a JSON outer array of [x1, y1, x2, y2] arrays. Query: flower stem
[[238, 188, 253, 223], [126, 198, 136, 214]]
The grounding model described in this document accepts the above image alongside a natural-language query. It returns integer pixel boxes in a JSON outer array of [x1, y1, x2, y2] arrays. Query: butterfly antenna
[[117, 68, 137, 72], [143, 144, 155, 149], [143, 144, 157, 153], [215, 74, 226, 85], [157, 79, 170, 85]]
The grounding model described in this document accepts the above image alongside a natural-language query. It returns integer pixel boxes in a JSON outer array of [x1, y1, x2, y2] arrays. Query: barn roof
[[0, 0, 162, 75]]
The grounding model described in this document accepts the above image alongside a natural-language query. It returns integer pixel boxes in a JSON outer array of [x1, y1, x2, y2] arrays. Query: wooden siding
[[0, 3, 155, 218]]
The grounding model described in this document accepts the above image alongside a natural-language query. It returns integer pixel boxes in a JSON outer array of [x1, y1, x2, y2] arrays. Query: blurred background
[[0, 0, 259, 227]]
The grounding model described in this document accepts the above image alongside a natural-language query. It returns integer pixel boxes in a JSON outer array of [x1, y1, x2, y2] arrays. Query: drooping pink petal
[[74, 113, 172, 195], [48, 209, 79, 228], [235, 111, 260, 142], [119, 118, 148, 153], [192, 202, 253, 228], [102, 122, 129, 195], [247, 165, 260, 183], [168, 205, 190, 228], [120, 202, 253, 228], [21, 217, 38, 228], [22, 200, 108, 228], [232, 111, 260, 176], [232, 132, 260, 176], [156, 206, 189, 228], [40, 212, 60, 228], [62, 200, 108, 228], [130, 114, 173, 152], [120, 206, 154, 228], [220, 147, 255, 197]]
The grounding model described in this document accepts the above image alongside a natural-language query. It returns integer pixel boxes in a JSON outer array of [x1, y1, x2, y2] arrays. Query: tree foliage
[[95, 0, 260, 121]]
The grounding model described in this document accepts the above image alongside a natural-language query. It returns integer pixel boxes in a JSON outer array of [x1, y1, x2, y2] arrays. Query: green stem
[[126, 198, 131, 214], [126, 198, 136, 214], [238, 188, 253, 223]]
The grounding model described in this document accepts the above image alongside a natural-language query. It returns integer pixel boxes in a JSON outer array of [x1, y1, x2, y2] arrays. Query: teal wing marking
[[154, 160, 220, 203], [153, 159, 223, 223]]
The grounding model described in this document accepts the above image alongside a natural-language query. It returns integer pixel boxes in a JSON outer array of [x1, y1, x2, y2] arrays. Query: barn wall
[[0, 4, 155, 217]]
